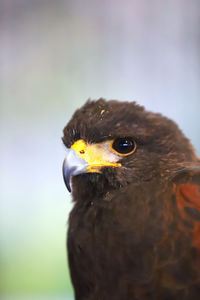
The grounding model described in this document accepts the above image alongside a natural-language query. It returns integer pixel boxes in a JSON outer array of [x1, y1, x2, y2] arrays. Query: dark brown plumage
[[62, 99, 200, 300]]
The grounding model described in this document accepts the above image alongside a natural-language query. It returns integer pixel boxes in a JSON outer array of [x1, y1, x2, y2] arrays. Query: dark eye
[[111, 138, 136, 155]]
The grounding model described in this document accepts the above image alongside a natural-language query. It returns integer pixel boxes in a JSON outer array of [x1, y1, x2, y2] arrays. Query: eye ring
[[111, 137, 136, 156]]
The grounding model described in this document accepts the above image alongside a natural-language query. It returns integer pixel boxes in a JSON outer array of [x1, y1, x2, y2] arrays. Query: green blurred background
[[1, 1, 200, 299]]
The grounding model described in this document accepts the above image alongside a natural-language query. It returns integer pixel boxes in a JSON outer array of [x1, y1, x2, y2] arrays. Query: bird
[[62, 99, 200, 300]]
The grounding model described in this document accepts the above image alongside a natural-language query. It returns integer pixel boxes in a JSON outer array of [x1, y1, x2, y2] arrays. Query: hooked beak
[[62, 139, 122, 193], [62, 149, 89, 192]]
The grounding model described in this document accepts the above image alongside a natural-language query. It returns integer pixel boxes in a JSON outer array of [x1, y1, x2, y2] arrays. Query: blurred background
[[1, 0, 200, 299]]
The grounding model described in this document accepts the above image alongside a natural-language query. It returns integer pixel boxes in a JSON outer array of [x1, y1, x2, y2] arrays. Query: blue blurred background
[[1, 0, 200, 299]]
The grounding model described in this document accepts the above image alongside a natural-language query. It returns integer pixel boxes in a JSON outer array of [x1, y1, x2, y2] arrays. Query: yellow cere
[[71, 139, 87, 154], [71, 139, 121, 172]]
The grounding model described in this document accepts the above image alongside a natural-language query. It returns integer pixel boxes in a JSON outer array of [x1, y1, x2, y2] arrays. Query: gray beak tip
[[64, 177, 72, 193], [62, 149, 89, 193], [62, 160, 72, 193]]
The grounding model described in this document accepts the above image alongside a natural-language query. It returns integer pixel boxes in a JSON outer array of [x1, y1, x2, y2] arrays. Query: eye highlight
[[111, 138, 136, 155]]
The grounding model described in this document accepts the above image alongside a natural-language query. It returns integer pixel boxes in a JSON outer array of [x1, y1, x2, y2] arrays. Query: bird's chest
[[67, 194, 164, 285], [67, 187, 200, 299], [68, 200, 118, 259]]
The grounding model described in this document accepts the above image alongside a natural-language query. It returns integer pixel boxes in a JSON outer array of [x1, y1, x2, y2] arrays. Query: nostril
[[80, 150, 85, 154]]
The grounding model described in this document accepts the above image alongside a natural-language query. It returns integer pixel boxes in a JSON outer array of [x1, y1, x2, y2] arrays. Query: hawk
[[62, 99, 200, 300]]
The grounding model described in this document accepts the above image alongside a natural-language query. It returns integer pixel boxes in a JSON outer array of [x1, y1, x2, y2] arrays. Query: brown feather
[[62, 99, 200, 300]]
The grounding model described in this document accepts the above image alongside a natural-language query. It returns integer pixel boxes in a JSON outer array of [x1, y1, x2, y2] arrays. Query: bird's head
[[62, 99, 197, 196]]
